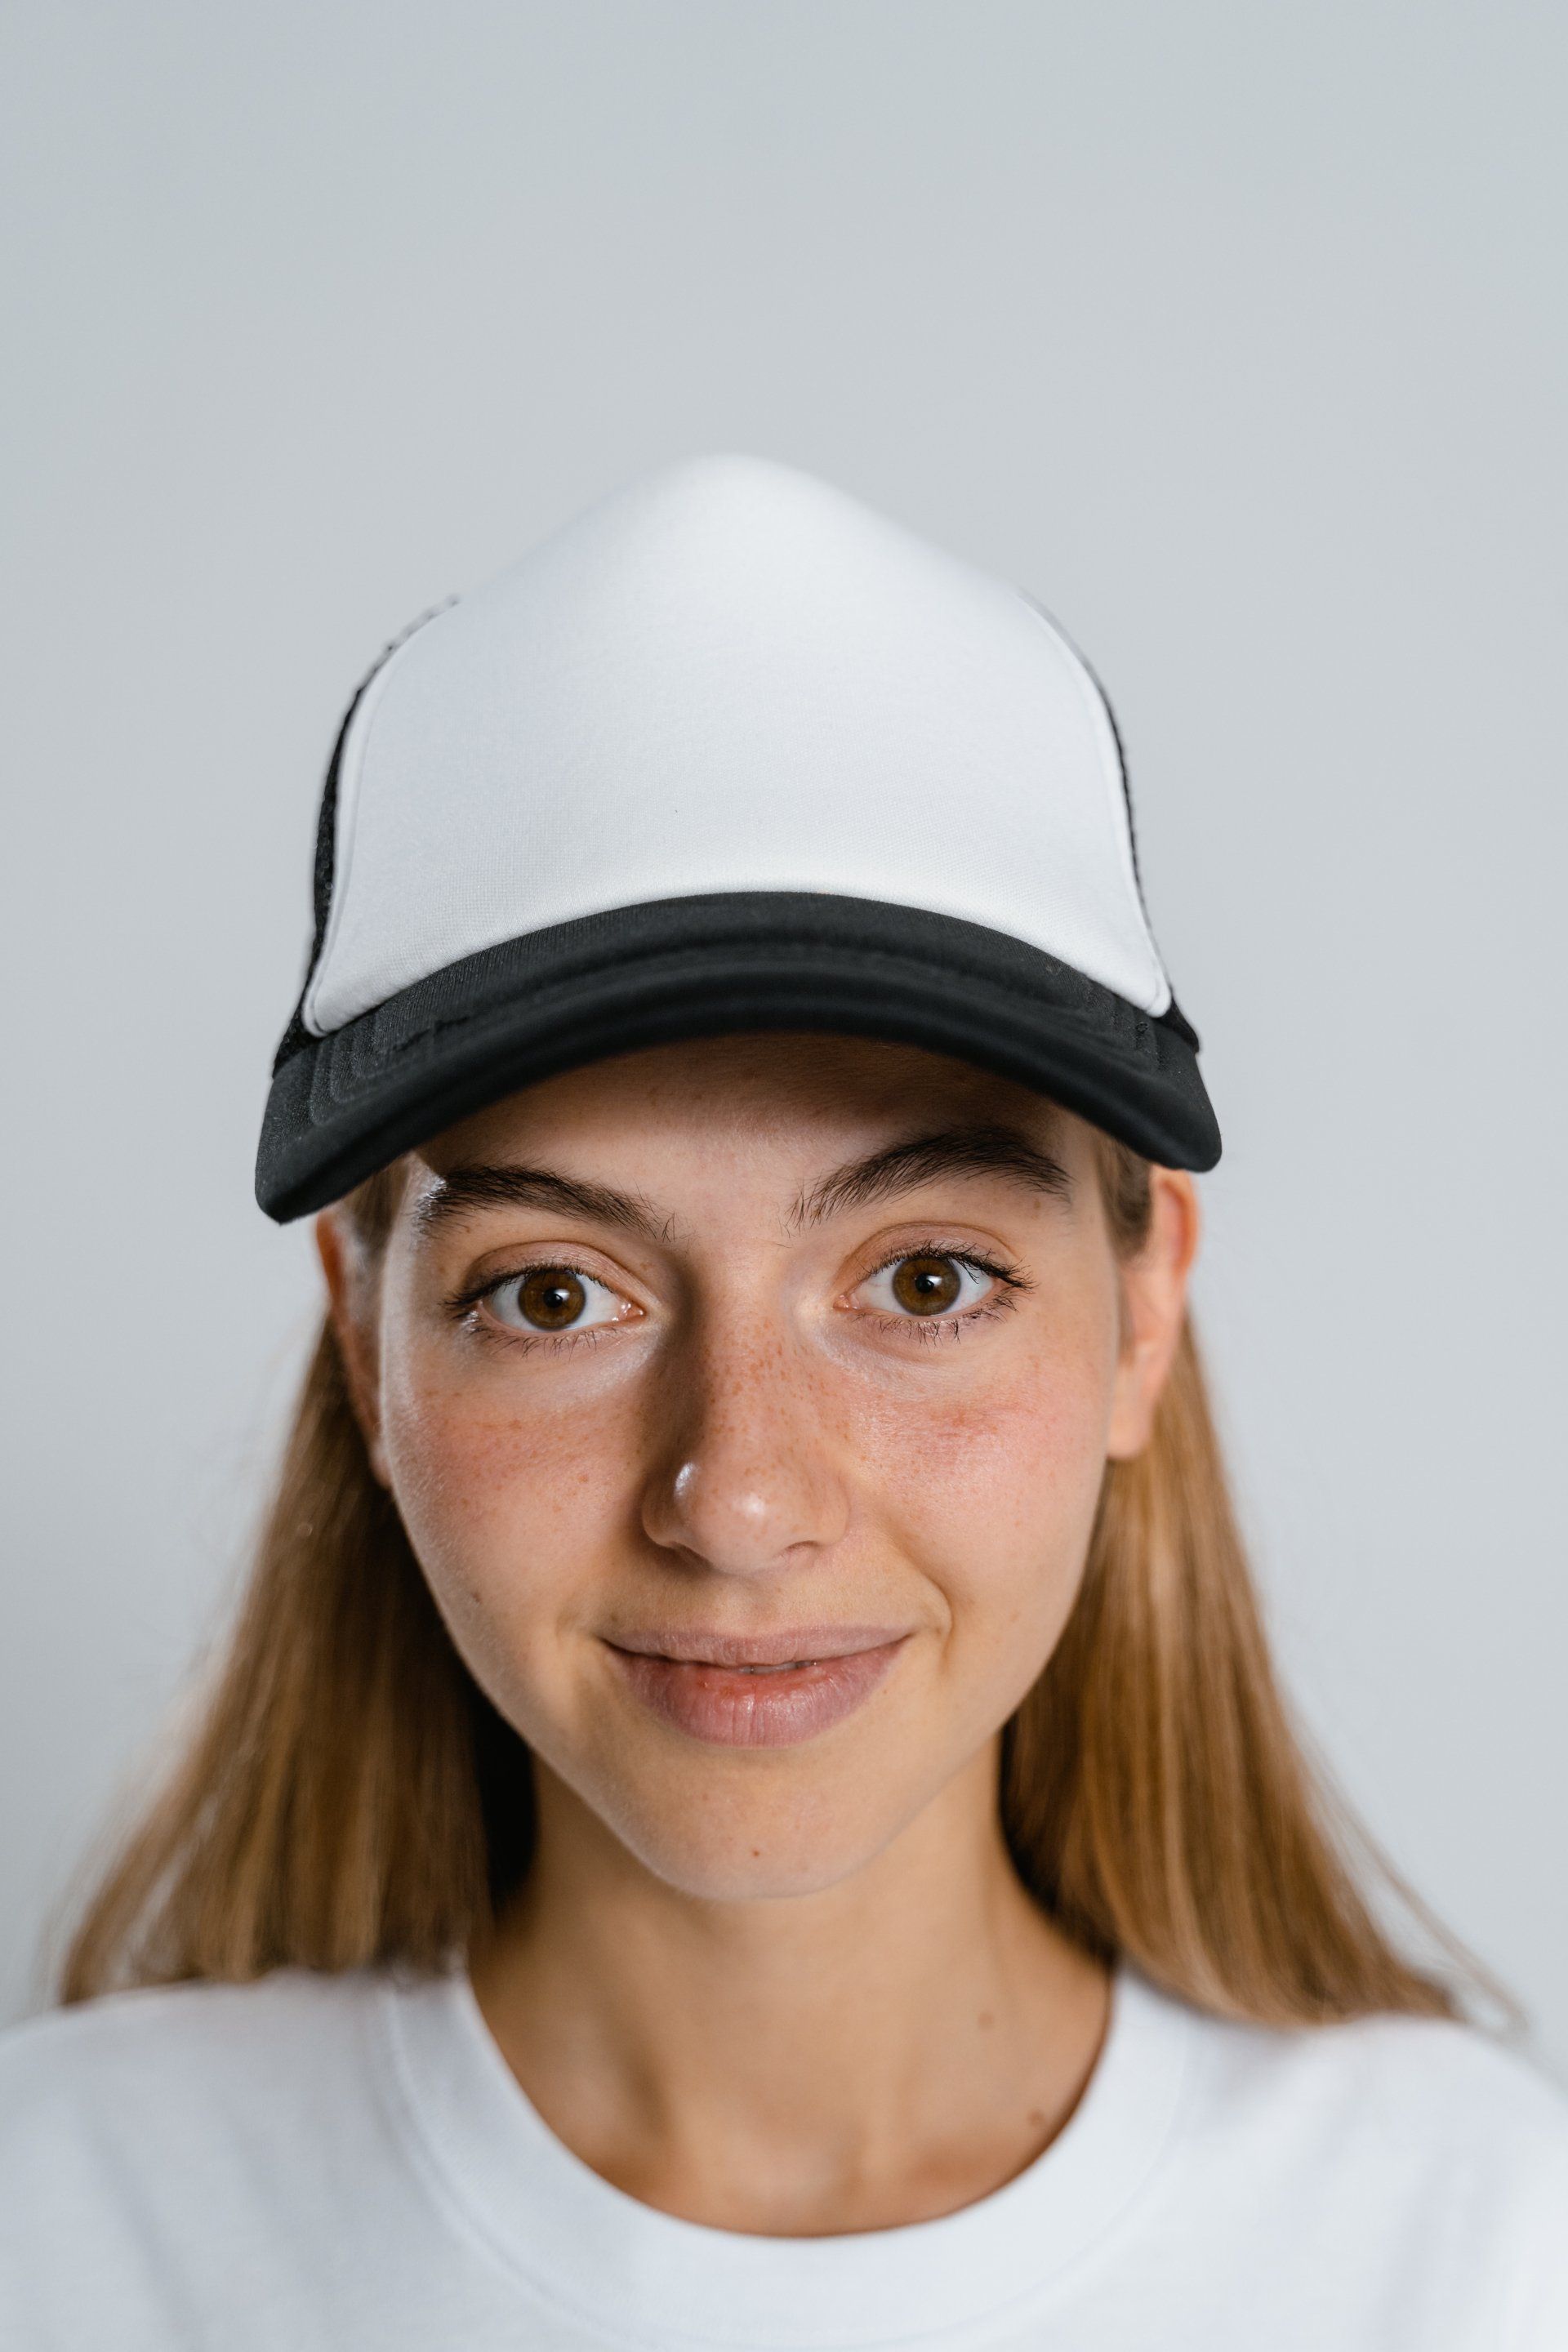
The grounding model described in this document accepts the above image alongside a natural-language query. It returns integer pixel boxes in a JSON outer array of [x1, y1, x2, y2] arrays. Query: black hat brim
[[256, 892, 1220, 1222]]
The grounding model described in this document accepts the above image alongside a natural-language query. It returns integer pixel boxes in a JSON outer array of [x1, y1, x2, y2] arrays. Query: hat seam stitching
[[1012, 591, 1171, 1015]]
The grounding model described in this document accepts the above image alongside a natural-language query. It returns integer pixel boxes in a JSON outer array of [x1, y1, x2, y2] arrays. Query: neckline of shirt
[[376, 1957, 1195, 2350]]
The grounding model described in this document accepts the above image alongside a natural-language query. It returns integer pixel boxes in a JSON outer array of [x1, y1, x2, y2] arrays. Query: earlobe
[[1104, 1169, 1200, 1463], [314, 1211, 391, 1488]]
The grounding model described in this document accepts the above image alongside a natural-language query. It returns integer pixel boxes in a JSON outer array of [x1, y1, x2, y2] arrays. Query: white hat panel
[[303, 457, 1170, 1036]]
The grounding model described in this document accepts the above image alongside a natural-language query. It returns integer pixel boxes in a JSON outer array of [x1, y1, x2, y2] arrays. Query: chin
[[594, 1769, 908, 1904], [630, 1831, 888, 1904]]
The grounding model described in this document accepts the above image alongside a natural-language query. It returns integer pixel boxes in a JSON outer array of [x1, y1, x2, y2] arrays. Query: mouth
[[601, 1626, 911, 1747]]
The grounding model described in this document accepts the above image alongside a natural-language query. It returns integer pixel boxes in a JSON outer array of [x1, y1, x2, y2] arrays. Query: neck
[[469, 1742, 1111, 2236]]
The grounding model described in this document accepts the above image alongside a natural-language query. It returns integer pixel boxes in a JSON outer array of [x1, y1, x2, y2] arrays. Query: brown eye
[[482, 1263, 630, 1342], [889, 1254, 964, 1316], [856, 1250, 1000, 1325], [516, 1268, 587, 1330]]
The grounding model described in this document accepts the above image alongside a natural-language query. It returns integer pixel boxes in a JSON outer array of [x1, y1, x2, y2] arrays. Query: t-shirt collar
[[378, 1954, 1192, 2350]]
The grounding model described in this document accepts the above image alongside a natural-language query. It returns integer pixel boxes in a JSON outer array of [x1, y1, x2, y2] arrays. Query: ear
[[315, 1209, 390, 1487], [1104, 1168, 1200, 1461]]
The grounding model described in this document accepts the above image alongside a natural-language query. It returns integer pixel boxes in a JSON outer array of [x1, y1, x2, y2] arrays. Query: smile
[[602, 1628, 910, 1747]]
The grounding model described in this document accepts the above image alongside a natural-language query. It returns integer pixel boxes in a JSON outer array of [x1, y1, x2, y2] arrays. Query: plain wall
[[2, 2, 1563, 2070]]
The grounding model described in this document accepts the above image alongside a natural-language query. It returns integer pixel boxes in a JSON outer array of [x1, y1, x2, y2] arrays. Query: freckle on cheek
[[404, 1401, 550, 1486], [884, 1387, 1094, 1486], [390, 1395, 624, 1560]]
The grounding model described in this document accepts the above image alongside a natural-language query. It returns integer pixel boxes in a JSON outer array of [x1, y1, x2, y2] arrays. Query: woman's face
[[325, 1035, 1196, 1900]]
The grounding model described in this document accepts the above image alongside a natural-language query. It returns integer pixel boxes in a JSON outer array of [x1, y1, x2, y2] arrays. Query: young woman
[[2, 457, 1564, 2349]]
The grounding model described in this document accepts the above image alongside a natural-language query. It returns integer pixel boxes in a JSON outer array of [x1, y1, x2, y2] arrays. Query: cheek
[[378, 1350, 634, 1658], [856, 1325, 1117, 1660]]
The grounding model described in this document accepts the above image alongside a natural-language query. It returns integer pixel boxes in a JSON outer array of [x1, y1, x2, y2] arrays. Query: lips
[[603, 1626, 910, 1746]]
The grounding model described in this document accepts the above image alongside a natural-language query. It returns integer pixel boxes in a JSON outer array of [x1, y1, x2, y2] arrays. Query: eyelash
[[856, 1240, 1030, 1342], [439, 1262, 614, 1355], [441, 1242, 1031, 1351]]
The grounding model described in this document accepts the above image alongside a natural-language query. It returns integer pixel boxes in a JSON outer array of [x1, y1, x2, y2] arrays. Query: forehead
[[413, 1033, 1071, 1184]]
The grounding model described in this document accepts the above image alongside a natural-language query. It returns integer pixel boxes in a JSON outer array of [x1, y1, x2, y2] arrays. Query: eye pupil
[[518, 1268, 586, 1330], [891, 1254, 963, 1316]]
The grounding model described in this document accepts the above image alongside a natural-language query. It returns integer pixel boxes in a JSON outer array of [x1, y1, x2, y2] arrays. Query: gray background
[[3, 3, 1563, 2069]]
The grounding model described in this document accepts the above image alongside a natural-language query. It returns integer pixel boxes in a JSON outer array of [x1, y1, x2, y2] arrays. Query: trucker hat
[[256, 455, 1219, 1221]]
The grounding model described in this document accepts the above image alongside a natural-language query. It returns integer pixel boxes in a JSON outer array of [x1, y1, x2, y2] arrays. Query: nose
[[639, 1320, 851, 1577]]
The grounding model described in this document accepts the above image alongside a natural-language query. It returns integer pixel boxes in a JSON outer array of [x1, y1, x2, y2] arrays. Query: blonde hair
[[60, 1142, 1473, 2025]]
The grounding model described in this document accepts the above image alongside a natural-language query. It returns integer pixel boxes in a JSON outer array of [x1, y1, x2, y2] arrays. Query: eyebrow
[[791, 1125, 1073, 1229], [412, 1165, 670, 1245], [412, 1122, 1072, 1249]]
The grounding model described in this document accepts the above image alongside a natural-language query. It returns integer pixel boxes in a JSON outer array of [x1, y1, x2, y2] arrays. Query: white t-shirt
[[2, 1960, 1565, 2350]]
